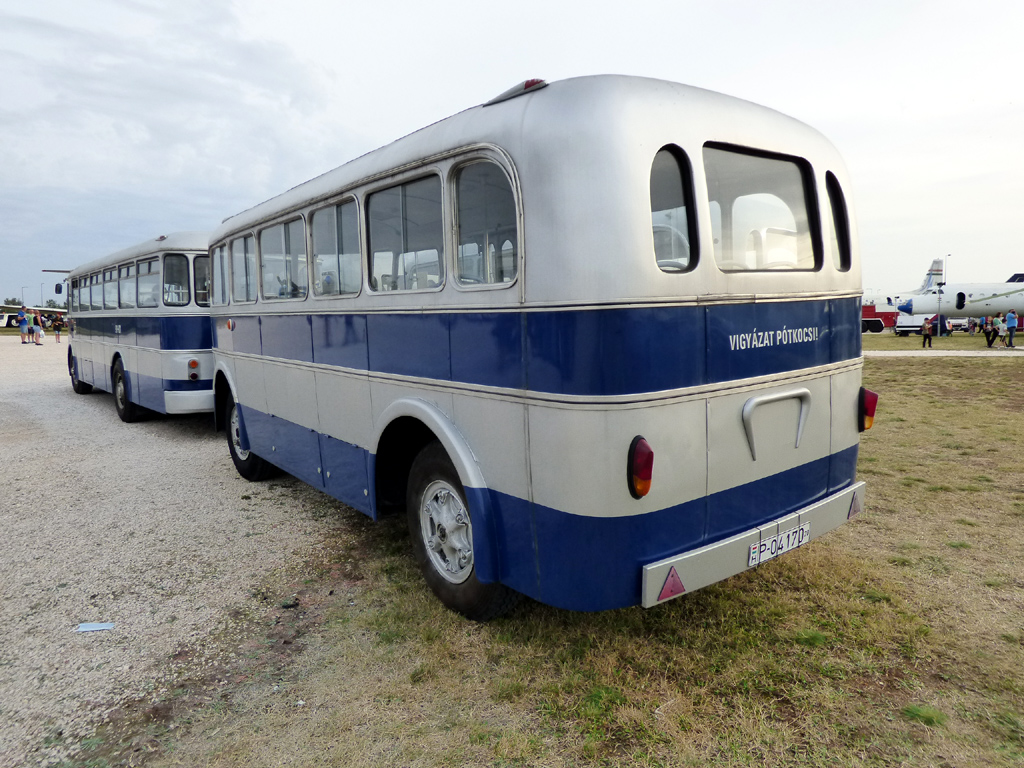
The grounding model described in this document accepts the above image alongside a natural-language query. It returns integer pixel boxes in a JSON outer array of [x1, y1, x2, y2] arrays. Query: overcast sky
[[2, 0, 1022, 306]]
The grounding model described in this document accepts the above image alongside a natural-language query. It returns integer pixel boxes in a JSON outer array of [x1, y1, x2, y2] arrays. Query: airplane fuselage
[[899, 283, 1024, 317]]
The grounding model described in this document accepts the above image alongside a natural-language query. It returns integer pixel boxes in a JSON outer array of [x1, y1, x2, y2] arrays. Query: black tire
[[226, 392, 274, 481], [68, 349, 92, 395], [406, 441, 519, 621], [113, 359, 141, 423]]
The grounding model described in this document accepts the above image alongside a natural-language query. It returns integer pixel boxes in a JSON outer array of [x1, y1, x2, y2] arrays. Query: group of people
[[919, 310, 1019, 348], [980, 311, 1017, 348], [16, 306, 63, 346]]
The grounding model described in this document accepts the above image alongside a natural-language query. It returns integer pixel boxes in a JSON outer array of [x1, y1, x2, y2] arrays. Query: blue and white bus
[[66, 233, 214, 422], [209, 76, 876, 620]]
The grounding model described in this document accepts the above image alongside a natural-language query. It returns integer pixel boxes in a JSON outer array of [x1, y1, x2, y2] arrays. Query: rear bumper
[[164, 389, 215, 414], [641, 481, 865, 607]]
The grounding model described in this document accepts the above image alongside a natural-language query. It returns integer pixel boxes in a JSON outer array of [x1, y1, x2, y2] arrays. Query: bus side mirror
[[54, 284, 63, 294]]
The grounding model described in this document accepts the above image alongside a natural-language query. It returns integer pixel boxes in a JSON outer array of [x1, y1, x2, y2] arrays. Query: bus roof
[[68, 232, 210, 279], [212, 74, 832, 243]]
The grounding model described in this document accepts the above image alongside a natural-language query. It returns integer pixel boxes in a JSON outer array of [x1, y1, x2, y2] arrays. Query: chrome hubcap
[[419, 480, 473, 584], [230, 405, 249, 460]]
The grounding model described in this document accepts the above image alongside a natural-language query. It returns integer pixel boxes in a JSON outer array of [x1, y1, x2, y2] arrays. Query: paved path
[[864, 349, 1023, 357]]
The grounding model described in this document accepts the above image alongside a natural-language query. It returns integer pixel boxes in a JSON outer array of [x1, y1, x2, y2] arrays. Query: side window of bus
[[137, 259, 161, 308], [826, 172, 851, 272], [71, 279, 80, 312], [261, 219, 308, 300], [118, 263, 136, 309], [312, 200, 361, 296], [103, 269, 118, 309], [194, 254, 211, 306], [455, 162, 518, 285], [211, 246, 229, 306], [368, 176, 443, 292], [90, 274, 102, 311], [231, 235, 258, 303], [164, 254, 191, 306], [650, 147, 696, 273], [703, 145, 817, 271]]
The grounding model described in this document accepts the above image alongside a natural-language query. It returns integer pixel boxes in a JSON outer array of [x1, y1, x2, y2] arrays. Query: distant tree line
[[3, 296, 67, 309]]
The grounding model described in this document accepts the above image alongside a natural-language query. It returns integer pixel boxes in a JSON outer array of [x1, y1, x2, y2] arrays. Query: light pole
[[937, 281, 945, 337], [40, 283, 45, 306], [21, 286, 28, 306]]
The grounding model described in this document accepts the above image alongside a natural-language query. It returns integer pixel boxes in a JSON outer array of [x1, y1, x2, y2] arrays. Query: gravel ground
[[0, 334, 334, 767]]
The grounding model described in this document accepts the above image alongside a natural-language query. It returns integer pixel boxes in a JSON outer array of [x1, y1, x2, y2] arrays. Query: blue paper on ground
[[75, 622, 114, 632]]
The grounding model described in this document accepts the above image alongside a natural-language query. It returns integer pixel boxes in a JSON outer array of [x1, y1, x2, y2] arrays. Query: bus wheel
[[406, 441, 519, 621], [226, 393, 274, 481], [113, 359, 141, 423], [68, 349, 92, 395]]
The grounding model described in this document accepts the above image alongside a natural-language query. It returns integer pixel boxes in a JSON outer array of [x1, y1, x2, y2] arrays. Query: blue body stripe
[[217, 298, 861, 395], [73, 315, 212, 350]]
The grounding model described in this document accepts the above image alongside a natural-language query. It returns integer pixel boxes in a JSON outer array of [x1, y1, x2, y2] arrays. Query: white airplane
[[897, 274, 1024, 318], [861, 258, 944, 332], [863, 257, 944, 310]]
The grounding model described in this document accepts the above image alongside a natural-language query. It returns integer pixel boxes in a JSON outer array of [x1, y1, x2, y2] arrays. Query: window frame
[[310, 197, 363, 299], [103, 268, 118, 310], [366, 172, 446, 294], [259, 217, 309, 302], [649, 144, 699, 275], [89, 273, 102, 311], [450, 158, 521, 291], [703, 142, 823, 273], [163, 253, 192, 307], [118, 263, 136, 309], [825, 171, 852, 273], [211, 245, 229, 306], [137, 258, 161, 308], [230, 234, 259, 304], [193, 253, 211, 307]]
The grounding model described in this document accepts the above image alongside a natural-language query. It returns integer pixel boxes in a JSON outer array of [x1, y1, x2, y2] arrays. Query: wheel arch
[[110, 351, 126, 392], [371, 399, 499, 582], [213, 367, 235, 432]]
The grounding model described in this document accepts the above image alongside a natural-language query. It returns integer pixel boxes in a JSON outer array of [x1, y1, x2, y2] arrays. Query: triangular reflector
[[847, 493, 863, 519], [658, 566, 686, 602]]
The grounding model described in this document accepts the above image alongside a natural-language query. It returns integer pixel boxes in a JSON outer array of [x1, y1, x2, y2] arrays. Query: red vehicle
[[862, 301, 898, 333]]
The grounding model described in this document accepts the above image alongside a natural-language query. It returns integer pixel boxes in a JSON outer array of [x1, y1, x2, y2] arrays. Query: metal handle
[[741, 388, 811, 461]]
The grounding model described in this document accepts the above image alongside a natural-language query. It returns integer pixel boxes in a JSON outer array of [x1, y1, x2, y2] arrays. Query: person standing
[[921, 317, 933, 348], [1007, 309, 1018, 348], [31, 310, 43, 345], [984, 316, 996, 347], [17, 306, 28, 344], [53, 315, 63, 343], [996, 313, 1007, 347]]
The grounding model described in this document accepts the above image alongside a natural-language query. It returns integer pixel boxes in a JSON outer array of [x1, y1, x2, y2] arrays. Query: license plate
[[748, 522, 811, 566]]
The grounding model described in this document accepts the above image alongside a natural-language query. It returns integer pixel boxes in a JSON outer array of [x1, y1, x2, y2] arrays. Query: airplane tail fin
[[918, 258, 944, 292]]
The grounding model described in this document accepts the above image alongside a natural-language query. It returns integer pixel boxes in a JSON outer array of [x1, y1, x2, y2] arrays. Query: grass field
[[67, 353, 1024, 767], [862, 328, 1014, 351]]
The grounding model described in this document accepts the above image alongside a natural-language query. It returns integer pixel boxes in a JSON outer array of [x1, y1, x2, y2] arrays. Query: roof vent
[[483, 79, 548, 107]]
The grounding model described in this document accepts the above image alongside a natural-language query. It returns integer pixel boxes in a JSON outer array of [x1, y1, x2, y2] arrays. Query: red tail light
[[628, 436, 654, 499], [859, 387, 878, 432]]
